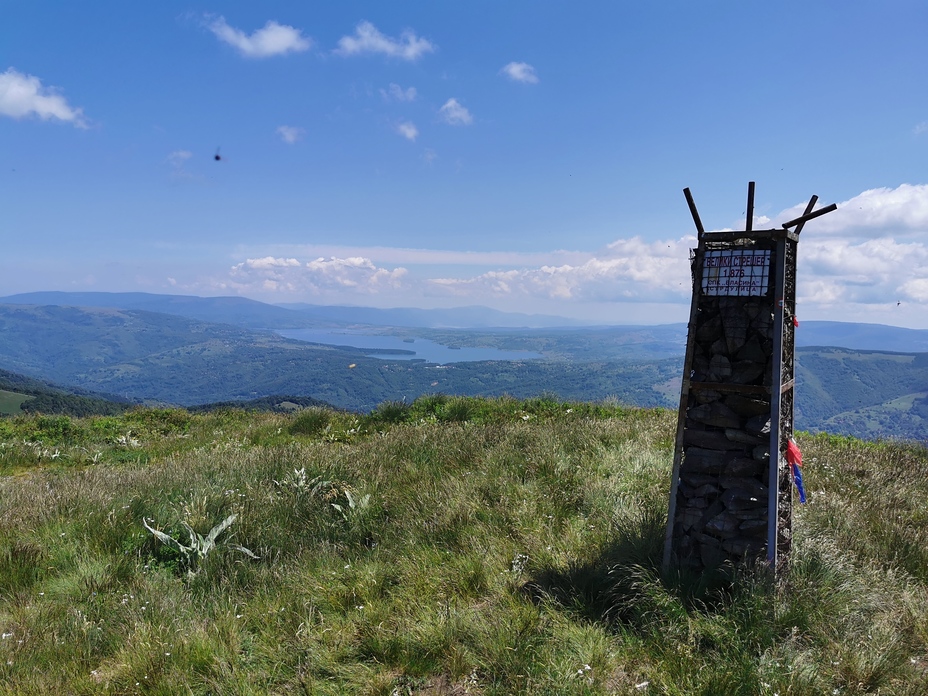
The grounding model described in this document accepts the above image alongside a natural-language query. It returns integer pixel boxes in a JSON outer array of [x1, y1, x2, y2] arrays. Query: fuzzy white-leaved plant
[[142, 514, 258, 577]]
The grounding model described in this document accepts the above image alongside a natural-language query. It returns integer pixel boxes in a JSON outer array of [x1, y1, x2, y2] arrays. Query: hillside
[[0, 368, 133, 417], [0, 303, 678, 411], [795, 347, 928, 440], [0, 301, 926, 441], [1, 399, 926, 693]]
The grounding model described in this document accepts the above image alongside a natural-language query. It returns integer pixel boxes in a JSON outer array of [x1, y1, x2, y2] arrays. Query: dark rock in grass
[[705, 512, 740, 537], [738, 518, 768, 535], [694, 389, 722, 404], [696, 315, 722, 342], [719, 477, 767, 497], [723, 536, 766, 556], [746, 414, 771, 437], [692, 484, 721, 498], [683, 446, 731, 473], [736, 336, 767, 364], [710, 337, 729, 357], [677, 507, 704, 530], [721, 487, 765, 511], [690, 402, 742, 429], [725, 394, 771, 417], [697, 534, 725, 568], [724, 457, 765, 477], [684, 429, 747, 451], [682, 472, 724, 487], [708, 355, 733, 381], [691, 355, 709, 380], [730, 360, 765, 384], [732, 508, 768, 521], [724, 428, 766, 445], [689, 500, 726, 532], [743, 301, 762, 320], [752, 311, 773, 336]]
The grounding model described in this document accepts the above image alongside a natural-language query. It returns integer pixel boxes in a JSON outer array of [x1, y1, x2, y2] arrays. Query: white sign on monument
[[701, 249, 771, 296]]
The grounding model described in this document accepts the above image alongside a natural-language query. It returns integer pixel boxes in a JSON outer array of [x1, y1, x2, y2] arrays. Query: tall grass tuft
[[288, 407, 331, 437]]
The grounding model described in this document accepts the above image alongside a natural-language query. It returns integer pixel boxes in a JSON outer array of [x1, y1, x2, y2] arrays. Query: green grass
[[0, 390, 32, 416], [1, 399, 927, 694]]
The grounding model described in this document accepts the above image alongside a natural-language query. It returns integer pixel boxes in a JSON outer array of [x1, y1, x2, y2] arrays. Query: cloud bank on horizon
[[204, 184, 928, 326]]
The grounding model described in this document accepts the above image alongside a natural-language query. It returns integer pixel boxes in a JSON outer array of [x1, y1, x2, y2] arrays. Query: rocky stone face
[[671, 293, 779, 572]]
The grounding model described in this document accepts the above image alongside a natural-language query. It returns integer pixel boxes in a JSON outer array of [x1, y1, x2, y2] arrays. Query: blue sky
[[3, 1, 928, 326]]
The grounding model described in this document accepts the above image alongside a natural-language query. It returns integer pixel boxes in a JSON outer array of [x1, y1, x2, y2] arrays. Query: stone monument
[[663, 182, 836, 575]]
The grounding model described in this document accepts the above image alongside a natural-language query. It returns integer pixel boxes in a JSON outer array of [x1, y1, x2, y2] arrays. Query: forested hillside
[[0, 303, 926, 441], [0, 368, 132, 417]]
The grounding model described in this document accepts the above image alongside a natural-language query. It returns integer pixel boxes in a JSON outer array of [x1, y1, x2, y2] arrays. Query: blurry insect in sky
[[214, 147, 222, 162]]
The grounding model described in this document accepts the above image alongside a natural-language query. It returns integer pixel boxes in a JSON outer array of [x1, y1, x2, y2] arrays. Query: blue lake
[[276, 329, 543, 364]]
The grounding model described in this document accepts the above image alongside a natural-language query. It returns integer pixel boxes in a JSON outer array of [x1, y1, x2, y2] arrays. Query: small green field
[[0, 389, 32, 415], [1, 398, 927, 694]]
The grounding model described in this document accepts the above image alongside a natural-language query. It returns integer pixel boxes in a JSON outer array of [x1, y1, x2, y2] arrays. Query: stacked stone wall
[[672, 292, 776, 571]]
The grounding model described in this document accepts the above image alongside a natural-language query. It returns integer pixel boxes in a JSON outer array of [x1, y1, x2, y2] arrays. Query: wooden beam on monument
[[683, 187, 706, 240], [782, 202, 837, 231]]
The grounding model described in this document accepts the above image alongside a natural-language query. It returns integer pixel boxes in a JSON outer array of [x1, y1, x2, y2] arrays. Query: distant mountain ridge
[[0, 291, 322, 330], [795, 321, 928, 353], [276, 302, 589, 329], [3, 292, 927, 354], [0, 292, 586, 330]]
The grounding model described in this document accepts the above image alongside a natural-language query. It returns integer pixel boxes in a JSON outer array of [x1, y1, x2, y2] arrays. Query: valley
[[0, 293, 925, 442]]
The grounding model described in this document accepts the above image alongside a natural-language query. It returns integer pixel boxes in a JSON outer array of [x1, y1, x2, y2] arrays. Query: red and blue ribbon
[[786, 439, 806, 504]]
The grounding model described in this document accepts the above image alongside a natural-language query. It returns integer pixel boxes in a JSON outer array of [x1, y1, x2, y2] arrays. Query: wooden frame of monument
[[663, 183, 836, 575]]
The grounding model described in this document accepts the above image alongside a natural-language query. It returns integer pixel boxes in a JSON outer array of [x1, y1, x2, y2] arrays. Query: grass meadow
[[1, 396, 927, 694], [0, 391, 32, 417]]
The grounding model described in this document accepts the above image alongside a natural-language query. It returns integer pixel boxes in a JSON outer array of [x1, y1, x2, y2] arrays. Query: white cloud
[[422, 149, 438, 166], [242, 256, 302, 270], [213, 184, 928, 326], [276, 125, 305, 144], [396, 121, 418, 141], [500, 62, 539, 84], [900, 278, 928, 302], [915, 121, 928, 135], [208, 17, 311, 58], [381, 83, 417, 102], [232, 243, 589, 268], [166, 150, 192, 167], [166, 150, 193, 178], [0, 68, 87, 126], [429, 237, 694, 302], [226, 256, 408, 295], [439, 98, 473, 126], [798, 237, 928, 306], [716, 186, 928, 319], [335, 21, 434, 61], [769, 184, 928, 237]]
